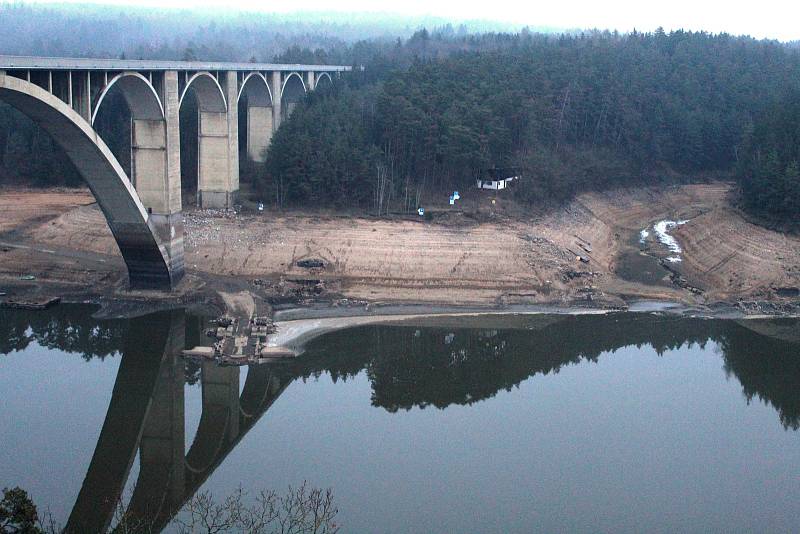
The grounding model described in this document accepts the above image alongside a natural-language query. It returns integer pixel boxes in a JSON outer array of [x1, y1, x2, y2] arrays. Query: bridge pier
[[197, 71, 239, 209], [128, 70, 184, 289], [246, 105, 273, 162], [271, 71, 283, 133]]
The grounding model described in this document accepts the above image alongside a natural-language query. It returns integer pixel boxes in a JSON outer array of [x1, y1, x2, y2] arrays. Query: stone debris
[[277, 278, 326, 299], [774, 286, 800, 298], [216, 315, 234, 327], [519, 233, 573, 272], [331, 297, 369, 307], [734, 299, 800, 315], [297, 258, 325, 269], [664, 268, 703, 295], [562, 270, 600, 282], [0, 296, 60, 310], [182, 208, 272, 249]]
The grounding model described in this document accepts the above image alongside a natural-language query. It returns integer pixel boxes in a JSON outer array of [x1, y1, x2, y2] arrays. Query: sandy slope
[[2, 183, 799, 306], [0, 187, 94, 233], [674, 207, 800, 300]]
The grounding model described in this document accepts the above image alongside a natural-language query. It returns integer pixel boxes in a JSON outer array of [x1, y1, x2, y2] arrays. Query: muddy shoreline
[[1, 272, 797, 322], [5, 271, 799, 366], [1, 184, 799, 321]]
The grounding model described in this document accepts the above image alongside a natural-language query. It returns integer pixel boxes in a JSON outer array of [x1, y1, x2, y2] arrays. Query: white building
[[476, 175, 518, 190]]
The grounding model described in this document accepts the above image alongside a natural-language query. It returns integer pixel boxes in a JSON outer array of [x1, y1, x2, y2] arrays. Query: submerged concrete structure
[[0, 56, 348, 289], [64, 311, 292, 533]]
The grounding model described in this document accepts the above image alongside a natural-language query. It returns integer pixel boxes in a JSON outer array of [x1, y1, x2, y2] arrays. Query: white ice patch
[[666, 256, 682, 263], [653, 219, 688, 254], [639, 229, 650, 243]]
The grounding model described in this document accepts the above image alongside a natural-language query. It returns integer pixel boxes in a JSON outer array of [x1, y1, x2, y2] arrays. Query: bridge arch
[[239, 364, 282, 419], [179, 72, 227, 113], [280, 72, 306, 121], [0, 73, 179, 288], [91, 72, 164, 125], [184, 405, 232, 474], [315, 72, 333, 90], [238, 72, 274, 164], [281, 71, 307, 100], [238, 72, 272, 106]]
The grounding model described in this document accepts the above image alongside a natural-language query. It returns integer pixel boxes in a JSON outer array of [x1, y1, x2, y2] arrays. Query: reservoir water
[[1, 305, 799, 533]]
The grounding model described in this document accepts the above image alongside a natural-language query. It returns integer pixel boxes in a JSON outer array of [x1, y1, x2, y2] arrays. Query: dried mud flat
[[0, 187, 95, 234], [1, 183, 799, 313]]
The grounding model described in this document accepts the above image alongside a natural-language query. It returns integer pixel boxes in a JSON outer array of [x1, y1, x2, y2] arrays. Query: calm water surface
[[1, 305, 799, 533]]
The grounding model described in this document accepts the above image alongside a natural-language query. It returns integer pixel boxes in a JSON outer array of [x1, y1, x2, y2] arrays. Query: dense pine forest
[[1, 4, 799, 224], [736, 89, 800, 224], [263, 30, 800, 222]]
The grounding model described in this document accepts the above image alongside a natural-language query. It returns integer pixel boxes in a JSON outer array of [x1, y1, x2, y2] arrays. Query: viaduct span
[[0, 56, 350, 289]]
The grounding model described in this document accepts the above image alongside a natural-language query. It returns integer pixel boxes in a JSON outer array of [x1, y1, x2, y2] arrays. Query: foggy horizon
[[3, 0, 799, 42]]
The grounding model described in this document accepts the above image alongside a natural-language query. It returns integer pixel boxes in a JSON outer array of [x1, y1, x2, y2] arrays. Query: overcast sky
[[14, 0, 800, 42]]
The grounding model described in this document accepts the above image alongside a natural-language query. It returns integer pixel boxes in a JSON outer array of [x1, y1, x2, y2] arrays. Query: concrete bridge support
[[198, 110, 233, 208], [271, 71, 283, 133], [139, 337, 186, 492], [200, 362, 241, 441], [197, 72, 239, 208], [184, 362, 241, 474], [130, 70, 184, 288], [246, 105, 273, 162]]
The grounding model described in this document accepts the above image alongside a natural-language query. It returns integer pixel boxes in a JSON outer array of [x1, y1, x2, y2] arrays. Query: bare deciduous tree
[[23, 483, 338, 534], [374, 162, 391, 217], [173, 482, 339, 534]]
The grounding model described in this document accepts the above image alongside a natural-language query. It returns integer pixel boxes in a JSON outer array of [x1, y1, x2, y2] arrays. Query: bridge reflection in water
[[2, 306, 797, 532], [64, 310, 289, 534]]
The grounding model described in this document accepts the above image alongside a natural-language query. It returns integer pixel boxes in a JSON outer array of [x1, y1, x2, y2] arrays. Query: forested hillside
[[1, 4, 799, 224], [736, 89, 800, 225], [261, 30, 800, 218]]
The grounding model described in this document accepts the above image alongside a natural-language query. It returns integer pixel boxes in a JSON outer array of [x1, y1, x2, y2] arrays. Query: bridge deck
[[0, 55, 351, 72]]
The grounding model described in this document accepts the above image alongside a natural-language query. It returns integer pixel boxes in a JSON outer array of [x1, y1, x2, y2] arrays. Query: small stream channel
[[617, 219, 690, 286]]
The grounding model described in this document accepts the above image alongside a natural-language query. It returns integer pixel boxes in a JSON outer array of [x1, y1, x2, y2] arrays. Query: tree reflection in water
[[0, 304, 125, 360], [295, 313, 800, 428], [1, 307, 798, 532]]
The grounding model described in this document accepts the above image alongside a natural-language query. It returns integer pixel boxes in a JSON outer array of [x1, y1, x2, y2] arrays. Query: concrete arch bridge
[[0, 56, 349, 289]]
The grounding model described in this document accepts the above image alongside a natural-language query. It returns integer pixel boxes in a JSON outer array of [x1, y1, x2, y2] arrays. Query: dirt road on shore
[[1, 183, 798, 309]]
